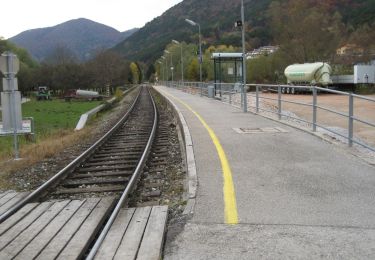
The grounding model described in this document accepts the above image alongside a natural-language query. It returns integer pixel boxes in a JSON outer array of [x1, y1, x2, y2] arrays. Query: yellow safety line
[[160, 89, 238, 224]]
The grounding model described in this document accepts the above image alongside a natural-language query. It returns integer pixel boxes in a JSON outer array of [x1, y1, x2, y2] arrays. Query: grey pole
[[172, 40, 184, 87], [181, 44, 184, 86], [256, 85, 259, 113], [313, 86, 317, 132], [6, 53, 20, 160], [278, 85, 282, 120], [241, 0, 247, 112], [198, 24, 202, 83], [348, 93, 354, 147], [171, 54, 174, 83]]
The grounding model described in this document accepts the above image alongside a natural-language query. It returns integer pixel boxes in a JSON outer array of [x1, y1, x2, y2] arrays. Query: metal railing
[[161, 81, 375, 152]]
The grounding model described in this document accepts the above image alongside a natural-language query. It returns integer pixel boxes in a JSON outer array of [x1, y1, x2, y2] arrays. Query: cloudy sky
[[0, 0, 183, 39]]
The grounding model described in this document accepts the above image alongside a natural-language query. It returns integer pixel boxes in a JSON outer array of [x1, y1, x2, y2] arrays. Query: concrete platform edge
[[153, 86, 197, 215]]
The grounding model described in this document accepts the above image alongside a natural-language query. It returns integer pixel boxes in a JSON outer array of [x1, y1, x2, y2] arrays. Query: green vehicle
[[36, 86, 51, 101]]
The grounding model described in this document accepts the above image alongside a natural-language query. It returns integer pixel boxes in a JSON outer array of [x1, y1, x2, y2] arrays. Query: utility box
[[208, 85, 215, 98], [354, 65, 375, 84], [1, 91, 22, 131]]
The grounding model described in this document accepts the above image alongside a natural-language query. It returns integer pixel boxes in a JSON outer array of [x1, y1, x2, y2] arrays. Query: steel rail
[[86, 86, 158, 260], [0, 87, 142, 223]]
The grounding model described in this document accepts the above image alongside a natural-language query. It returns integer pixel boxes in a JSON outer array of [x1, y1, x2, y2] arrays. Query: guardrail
[[162, 81, 375, 152]]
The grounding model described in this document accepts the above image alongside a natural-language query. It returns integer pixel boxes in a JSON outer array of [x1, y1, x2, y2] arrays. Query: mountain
[[9, 18, 138, 61], [112, 0, 272, 63], [113, 0, 375, 64]]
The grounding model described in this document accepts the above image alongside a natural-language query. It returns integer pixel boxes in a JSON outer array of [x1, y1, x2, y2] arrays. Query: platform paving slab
[[157, 86, 375, 259]]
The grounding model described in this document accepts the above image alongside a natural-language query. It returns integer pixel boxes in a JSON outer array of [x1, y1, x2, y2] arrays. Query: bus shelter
[[212, 53, 244, 96]]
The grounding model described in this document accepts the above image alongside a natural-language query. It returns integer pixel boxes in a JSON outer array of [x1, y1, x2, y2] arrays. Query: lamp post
[[157, 60, 164, 82], [164, 50, 173, 83], [185, 18, 202, 83], [172, 40, 184, 86], [241, 0, 247, 112], [161, 55, 167, 83]]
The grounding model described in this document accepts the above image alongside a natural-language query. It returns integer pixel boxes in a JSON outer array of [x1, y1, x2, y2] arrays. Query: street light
[[241, 0, 247, 112], [157, 60, 164, 82], [185, 18, 202, 83], [161, 55, 168, 82], [164, 50, 173, 82], [172, 40, 184, 86]]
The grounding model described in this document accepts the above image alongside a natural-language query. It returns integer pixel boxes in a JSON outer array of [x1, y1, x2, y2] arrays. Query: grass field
[[0, 99, 102, 157]]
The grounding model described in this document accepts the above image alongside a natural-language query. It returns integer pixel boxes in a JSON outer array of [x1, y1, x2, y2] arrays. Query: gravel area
[[129, 89, 186, 221], [4, 88, 139, 192]]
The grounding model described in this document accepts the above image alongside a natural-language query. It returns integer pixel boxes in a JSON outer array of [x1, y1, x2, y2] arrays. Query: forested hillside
[[113, 0, 375, 64]]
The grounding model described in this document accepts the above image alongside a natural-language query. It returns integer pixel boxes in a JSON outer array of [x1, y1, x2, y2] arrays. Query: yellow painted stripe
[[160, 89, 238, 224]]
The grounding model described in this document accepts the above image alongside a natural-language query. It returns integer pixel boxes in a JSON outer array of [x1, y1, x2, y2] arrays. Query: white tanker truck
[[283, 62, 332, 94], [64, 89, 104, 101]]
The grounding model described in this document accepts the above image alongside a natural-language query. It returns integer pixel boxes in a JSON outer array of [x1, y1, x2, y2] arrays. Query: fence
[[161, 81, 375, 152]]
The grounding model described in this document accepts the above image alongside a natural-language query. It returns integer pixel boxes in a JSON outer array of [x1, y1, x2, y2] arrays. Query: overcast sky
[[0, 0, 183, 39]]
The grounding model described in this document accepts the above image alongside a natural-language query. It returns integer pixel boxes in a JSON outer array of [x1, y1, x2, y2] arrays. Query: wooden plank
[[36, 198, 101, 260], [0, 202, 53, 250], [0, 200, 69, 259], [15, 200, 84, 260], [113, 207, 152, 260], [0, 203, 39, 236], [0, 192, 29, 215], [0, 190, 11, 200], [137, 206, 169, 260], [95, 208, 136, 259], [0, 191, 17, 207], [57, 197, 116, 260]]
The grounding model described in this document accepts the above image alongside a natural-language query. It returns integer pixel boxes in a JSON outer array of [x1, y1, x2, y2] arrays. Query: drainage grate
[[233, 127, 288, 134]]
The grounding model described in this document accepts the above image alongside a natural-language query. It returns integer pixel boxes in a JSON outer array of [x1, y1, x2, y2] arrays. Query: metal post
[[241, 0, 247, 113], [6, 54, 20, 160], [170, 54, 174, 83], [313, 86, 317, 132], [198, 24, 202, 84], [199, 25, 203, 97], [165, 59, 168, 83], [256, 85, 259, 113], [348, 93, 354, 147], [278, 85, 282, 120], [181, 44, 184, 86]]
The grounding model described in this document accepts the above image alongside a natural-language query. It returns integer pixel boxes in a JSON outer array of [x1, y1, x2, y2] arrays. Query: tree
[[86, 50, 128, 89], [269, 0, 343, 63], [347, 22, 375, 63], [129, 62, 140, 84], [187, 59, 199, 81], [44, 45, 77, 65], [146, 64, 156, 81]]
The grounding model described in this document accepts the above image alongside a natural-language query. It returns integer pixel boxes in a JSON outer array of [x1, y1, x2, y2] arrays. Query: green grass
[[0, 99, 102, 156]]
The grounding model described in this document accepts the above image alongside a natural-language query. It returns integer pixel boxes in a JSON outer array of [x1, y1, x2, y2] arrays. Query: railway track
[[0, 86, 185, 259], [0, 85, 158, 222], [50, 86, 156, 198]]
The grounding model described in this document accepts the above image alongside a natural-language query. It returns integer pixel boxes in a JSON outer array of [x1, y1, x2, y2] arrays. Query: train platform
[[155, 86, 375, 259]]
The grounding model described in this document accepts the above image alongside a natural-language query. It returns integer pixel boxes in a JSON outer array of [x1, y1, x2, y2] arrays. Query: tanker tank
[[284, 62, 332, 86]]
